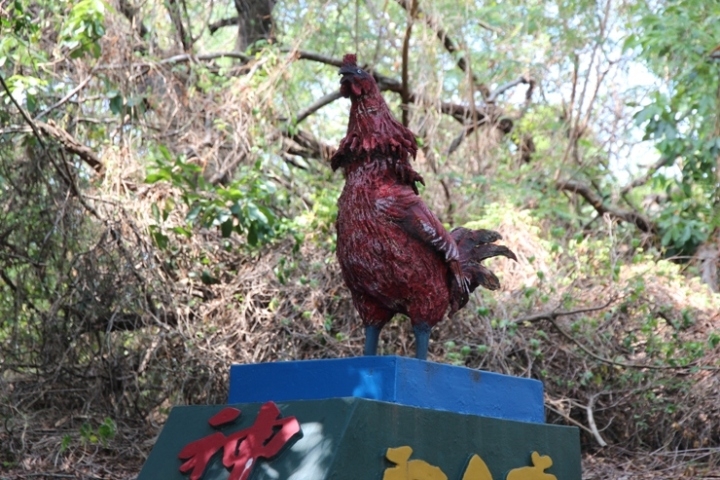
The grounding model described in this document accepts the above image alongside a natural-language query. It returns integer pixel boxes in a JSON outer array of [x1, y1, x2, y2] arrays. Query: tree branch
[[159, 51, 252, 65], [583, 394, 608, 447], [446, 76, 532, 155], [209, 16, 239, 34], [487, 76, 532, 103], [283, 128, 335, 162], [118, 0, 149, 39], [620, 156, 674, 195], [556, 179, 656, 233], [513, 296, 618, 324], [395, 0, 489, 97], [292, 49, 493, 127], [166, 0, 191, 51], [0, 74, 48, 149], [293, 90, 342, 124], [400, 0, 418, 126], [37, 120, 105, 177], [35, 74, 94, 121], [515, 297, 708, 370]]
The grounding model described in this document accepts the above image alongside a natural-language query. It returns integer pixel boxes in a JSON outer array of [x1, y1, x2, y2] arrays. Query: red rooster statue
[[332, 54, 516, 360]]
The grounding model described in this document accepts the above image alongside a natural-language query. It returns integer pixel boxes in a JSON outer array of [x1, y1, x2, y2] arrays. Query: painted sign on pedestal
[[178, 402, 301, 480], [140, 398, 581, 480]]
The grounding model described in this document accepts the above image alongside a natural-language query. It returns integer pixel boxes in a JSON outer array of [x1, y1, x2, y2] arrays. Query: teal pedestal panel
[[138, 398, 581, 480]]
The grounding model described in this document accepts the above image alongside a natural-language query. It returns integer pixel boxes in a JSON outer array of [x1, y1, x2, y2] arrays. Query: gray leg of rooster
[[364, 325, 382, 355], [413, 323, 431, 360]]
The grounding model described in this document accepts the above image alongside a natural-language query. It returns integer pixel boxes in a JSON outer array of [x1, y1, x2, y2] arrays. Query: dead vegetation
[[1, 2, 720, 479]]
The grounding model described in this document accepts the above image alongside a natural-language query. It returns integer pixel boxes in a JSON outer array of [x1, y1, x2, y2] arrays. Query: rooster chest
[[337, 187, 405, 257], [336, 181, 442, 285]]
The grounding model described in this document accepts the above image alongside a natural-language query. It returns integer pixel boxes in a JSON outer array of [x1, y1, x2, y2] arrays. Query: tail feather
[[450, 227, 517, 294]]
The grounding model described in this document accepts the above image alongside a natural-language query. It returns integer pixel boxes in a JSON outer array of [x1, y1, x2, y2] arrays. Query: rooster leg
[[413, 323, 432, 360], [364, 325, 382, 356]]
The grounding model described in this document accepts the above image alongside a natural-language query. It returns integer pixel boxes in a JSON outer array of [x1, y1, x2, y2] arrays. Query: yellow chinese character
[[505, 452, 557, 480], [461, 454, 493, 480], [383, 446, 448, 480]]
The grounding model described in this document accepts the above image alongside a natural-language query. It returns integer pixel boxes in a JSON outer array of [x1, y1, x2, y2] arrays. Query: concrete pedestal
[[139, 357, 581, 480]]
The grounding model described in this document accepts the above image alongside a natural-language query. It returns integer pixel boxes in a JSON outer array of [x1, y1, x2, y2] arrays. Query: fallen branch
[[545, 400, 601, 440], [583, 393, 608, 447]]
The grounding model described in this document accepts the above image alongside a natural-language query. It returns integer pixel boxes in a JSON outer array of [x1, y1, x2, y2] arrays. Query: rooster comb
[[341, 53, 358, 67]]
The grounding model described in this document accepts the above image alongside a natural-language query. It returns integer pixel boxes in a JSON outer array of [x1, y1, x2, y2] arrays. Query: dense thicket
[[1, 1, 719, 477]]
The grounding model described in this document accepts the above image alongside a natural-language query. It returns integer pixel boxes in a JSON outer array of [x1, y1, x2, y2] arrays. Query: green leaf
[[151, 202, 160, 222], [247, 224, 258, 246], [145, 171, 171, 183], [109, 94, 123, 114], [153, 231, 168, 249], [220, 219, 233, 238], [661, 228, 674, 246]]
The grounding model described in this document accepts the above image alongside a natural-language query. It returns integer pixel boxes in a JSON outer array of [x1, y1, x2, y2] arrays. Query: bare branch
[[556, 179, 656, 233], [35, 74, 94, 121], [166, 0, 191, 52], [447, 117, 512, 155], [584, 394, 608, 447], [400, 0, 418, 126], [447, 76, 532, 155], [283, 128, 335, 162], [294, 90, 342, 124], [0, 74, 48, 149], [395, 0, 489, 97], [160, 51, 252, 65], [209, 16, 239, 34], [118, 0, 149, 39], [292, 50, 492, 126], [37, 120, 105, 176], [545, 402, 600, 440], [292, 50, 344, 68], [515, 296, 711, 371], [513, 297, 618, 324], [620, 156, 674, 194], [487, 76, 531, 103]]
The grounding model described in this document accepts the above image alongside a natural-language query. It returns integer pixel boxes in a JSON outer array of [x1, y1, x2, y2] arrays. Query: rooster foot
[[364, 325, 382, 356], [413, 323, 431, 360]]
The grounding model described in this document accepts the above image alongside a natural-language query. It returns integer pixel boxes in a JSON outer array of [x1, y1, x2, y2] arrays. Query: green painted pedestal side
[[138, 357, 581, 480]]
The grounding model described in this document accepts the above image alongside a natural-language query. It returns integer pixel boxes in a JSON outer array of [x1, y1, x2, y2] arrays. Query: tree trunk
[[234, 0, 276, 51]]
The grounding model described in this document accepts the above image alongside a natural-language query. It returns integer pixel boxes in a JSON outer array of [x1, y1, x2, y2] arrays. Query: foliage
[[145, 145, 291, 250], [628, 1, 720, 254]]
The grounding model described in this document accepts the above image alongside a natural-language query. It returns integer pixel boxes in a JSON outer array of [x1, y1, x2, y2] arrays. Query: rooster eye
[[357, 69, 363, 74]]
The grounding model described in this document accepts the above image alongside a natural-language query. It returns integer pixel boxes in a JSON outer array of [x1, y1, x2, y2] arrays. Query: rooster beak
[[339, 72, 353, 86], [339, 65, 357, 76]]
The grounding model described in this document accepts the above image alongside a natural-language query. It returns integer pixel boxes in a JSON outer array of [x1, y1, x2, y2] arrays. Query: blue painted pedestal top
[[228, 356, 544, 423]]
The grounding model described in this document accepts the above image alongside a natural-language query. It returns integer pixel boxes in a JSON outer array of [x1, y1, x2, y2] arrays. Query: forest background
[[1, 0, 720, 478]]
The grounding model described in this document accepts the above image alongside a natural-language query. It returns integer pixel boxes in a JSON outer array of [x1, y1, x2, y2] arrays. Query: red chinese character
[[179, 402, 301, 480]]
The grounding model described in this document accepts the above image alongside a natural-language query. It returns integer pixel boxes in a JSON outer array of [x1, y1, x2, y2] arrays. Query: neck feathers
[[331, 93, 417, 171]]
